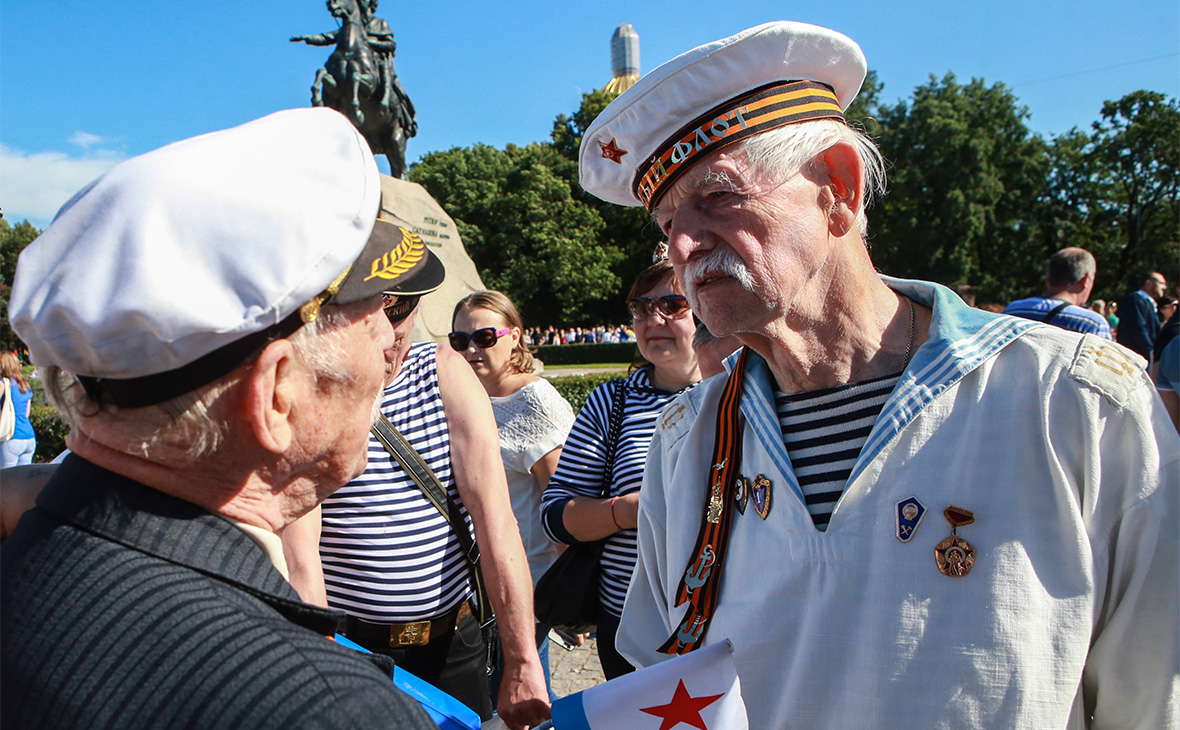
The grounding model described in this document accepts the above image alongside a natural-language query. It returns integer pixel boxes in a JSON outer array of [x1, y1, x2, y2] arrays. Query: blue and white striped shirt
[[1002, 296, 1112, 339], [540, 368, 690, 617], [319, 342, 474, 622]]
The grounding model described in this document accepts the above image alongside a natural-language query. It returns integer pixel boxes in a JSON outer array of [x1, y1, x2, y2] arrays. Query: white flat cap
[[9, 107, 440, 407], [579, 21, 866, 210]]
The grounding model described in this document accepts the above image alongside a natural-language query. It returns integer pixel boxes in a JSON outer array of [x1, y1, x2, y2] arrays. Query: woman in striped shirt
[[540, 260, 702, 679]]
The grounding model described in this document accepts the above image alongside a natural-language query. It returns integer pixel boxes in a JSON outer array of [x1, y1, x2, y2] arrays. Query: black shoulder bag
[[533, 378, 628, 634], [371, 415, 498, 671]]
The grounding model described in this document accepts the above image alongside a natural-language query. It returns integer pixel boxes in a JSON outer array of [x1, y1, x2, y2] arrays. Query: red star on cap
[[639, 679, 724, 730], [599, 138, 628, 163]]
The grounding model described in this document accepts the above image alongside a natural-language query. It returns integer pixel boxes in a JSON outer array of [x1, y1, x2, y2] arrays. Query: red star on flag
[[639, 679, 725, 730], [599, 138, 628, 163]]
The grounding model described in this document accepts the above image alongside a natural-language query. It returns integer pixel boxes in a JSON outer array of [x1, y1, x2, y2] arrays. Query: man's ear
[[821, 142, 864, 216], [245, 339, 299, 454]]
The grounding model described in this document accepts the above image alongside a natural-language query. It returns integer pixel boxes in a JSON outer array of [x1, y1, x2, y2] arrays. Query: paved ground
[[546, 632, 605, 698]]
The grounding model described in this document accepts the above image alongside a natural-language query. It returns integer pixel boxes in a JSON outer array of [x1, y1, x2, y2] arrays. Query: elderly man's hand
[[495, 659, 551, 730]]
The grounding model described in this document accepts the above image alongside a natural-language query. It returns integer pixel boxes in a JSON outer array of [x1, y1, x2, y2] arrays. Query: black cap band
[[76, 310, 307, 409]]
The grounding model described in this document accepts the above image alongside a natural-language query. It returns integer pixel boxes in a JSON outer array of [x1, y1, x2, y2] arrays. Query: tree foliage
[[410, 143, 621, 326], [1, 219, 41, 352], [409, 71, 1176, 319], [870, 74, 1048, 304], [411, 89, 663, 326], [551, 90, 663, 316], [1087, 91, 1180, 293]]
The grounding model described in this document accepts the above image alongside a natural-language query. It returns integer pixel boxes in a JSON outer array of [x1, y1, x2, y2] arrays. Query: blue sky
[[3, 0, 1177, 229]]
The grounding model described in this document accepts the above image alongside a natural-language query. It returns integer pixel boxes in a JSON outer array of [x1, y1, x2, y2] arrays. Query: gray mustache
[[683, 249, 756, 295]]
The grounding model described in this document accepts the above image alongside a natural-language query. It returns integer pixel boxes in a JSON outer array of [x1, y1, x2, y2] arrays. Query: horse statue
[[291, 0, 417, 177]]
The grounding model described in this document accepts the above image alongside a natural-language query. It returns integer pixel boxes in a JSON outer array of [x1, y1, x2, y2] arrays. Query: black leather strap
[[1042, 300, 1072, 326], [371, 415, 494, 626]]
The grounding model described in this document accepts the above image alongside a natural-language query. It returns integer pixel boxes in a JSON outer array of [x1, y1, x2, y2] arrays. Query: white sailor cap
[[9, 107, 441, 408], [579, 21, 867, 210]]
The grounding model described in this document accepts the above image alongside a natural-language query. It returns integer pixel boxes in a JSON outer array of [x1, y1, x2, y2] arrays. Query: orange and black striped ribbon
[[634, 80, 844, 210], [659, 347, 750, 655]]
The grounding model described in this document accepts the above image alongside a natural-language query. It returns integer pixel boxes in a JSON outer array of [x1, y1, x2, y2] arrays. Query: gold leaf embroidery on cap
[[365, 227, 424, 281]]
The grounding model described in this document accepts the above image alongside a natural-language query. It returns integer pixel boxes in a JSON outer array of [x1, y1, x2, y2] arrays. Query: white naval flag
[[550, 640, 747, 730]]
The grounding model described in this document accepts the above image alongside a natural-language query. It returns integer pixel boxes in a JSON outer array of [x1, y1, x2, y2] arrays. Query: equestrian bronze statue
[[292, 0, 418, 177]]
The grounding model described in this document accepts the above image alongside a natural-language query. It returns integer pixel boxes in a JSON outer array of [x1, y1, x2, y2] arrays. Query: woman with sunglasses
[[451, 290, 576, 702], [539, 259, 702, 679]]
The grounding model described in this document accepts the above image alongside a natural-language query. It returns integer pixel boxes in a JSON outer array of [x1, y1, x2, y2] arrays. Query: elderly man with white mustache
[[577, 21, 1179, 730]]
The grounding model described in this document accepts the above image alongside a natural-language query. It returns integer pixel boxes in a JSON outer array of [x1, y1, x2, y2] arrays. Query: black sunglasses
[[628, 294, 691, 321], [449, 327, 512, 351]]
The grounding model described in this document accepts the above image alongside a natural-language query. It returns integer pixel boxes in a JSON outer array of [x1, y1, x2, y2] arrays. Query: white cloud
[[0, 144, 125, 228], [69, 131, 107, 149]]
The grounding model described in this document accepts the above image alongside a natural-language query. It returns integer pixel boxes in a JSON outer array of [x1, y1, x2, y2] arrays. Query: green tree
[[552, 90, 664, 318], [871, 74, 1048, 304], [410, 144, 621, 325], [1087, 91, 1180, 291], [846, 70, 883, 135], [551, 88, 619, 162], [1, 219, 41, 352]]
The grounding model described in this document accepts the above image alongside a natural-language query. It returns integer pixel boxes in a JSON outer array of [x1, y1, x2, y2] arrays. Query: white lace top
[[489, 378, 575, 585]]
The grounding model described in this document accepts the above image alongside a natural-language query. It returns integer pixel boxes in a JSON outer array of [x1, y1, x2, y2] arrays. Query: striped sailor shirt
[[319, 342, 474, 622], [540, 368, 691, 617], [774, 372, 903, 531]]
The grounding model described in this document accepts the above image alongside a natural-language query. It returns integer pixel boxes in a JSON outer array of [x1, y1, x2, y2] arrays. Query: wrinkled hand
[[496, 659, 550, 730]]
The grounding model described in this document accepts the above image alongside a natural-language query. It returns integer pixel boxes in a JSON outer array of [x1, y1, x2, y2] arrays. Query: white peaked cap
[[579, 22, 867, 209], [8, 108, 404, 406]]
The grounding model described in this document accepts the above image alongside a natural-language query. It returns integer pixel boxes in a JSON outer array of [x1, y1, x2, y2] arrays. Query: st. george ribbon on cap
[[578, 21, 867, 211], [8, 107, 441, 408]]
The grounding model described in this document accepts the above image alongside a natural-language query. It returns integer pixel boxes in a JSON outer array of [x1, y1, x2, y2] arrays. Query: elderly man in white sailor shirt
[[578, 21, 1179, 730]]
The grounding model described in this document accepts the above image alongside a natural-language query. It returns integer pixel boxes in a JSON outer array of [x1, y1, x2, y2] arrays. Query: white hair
[[45, 305, 358, 463], [737, 119, 887, 236]]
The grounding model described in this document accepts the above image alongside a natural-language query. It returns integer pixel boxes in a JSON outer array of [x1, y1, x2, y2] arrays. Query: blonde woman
[[451, 290, 575, 701], [1, 352, 35, 467]]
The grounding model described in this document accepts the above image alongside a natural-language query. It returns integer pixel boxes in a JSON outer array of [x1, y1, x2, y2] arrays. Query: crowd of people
[[523, 325, 634, 347], [1, 19, 1176, 730]]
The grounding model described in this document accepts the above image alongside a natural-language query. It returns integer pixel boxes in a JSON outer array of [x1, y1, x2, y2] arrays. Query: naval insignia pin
[[935, 505, 976, 577], [706, 481, 724, 524], [734, 476, 750, 515], [751, 475, 772, 520], [895, 496, 926, 543]]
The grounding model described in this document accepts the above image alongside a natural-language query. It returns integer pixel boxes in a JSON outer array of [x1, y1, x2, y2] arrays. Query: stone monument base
[[378, 175, 485, 343]]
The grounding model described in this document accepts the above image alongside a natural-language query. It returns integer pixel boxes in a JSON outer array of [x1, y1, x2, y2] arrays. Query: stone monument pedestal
[[378, 175, 484, 343]]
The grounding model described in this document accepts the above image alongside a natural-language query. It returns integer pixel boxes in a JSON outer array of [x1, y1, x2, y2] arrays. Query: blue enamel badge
[[751, 475, 772, 520], [895, 496, 926, 543]]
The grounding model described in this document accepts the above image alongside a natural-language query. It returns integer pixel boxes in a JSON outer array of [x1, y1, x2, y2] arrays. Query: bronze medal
[[935, 505, 975, 577]]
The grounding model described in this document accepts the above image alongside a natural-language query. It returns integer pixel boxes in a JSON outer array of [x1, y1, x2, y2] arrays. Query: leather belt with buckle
[[345, 601, 473, 648]]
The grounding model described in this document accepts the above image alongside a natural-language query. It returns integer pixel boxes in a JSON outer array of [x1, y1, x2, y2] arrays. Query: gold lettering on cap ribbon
[[633, 81, 842, 209]]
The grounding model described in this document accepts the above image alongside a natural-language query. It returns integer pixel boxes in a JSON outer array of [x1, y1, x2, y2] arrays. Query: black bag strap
[[1042, 300, 1072, 326], [371, 414, 494, 626], [599, 378, 628, 499]]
